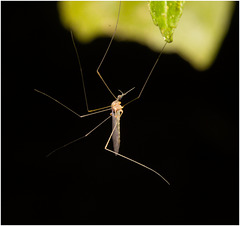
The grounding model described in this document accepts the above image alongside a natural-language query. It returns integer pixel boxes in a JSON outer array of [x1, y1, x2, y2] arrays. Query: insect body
[[111, 96, 123, 155], [111, 88, 134, 155], [35, 2, 170, 185]]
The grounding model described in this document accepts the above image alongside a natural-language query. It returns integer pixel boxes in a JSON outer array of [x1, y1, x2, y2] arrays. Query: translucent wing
[[112, 110, 121, 155]]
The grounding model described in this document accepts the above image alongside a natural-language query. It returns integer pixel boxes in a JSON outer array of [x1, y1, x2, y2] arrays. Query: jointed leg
[[34, 89, 111, 118], [123, 42, 167, 108], [96, 2, 122, 100], [70, 2, 122, 110], [104, 112, 170, 185], [46, 115, 112, 157], [70, 31, 113, 112]]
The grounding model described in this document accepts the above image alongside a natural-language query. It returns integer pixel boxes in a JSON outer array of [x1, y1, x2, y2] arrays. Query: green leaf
[[58, 1, 235, 71], [149, 1, 185, 43]]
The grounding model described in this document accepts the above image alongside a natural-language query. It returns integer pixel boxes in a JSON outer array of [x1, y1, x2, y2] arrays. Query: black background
[[2, 1, 239, 225]]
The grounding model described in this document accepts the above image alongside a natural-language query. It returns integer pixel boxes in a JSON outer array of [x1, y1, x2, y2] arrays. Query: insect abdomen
[[112, 110, 121, 155]]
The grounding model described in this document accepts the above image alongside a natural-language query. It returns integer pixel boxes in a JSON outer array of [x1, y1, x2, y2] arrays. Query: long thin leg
[[70, 2, 121, 112], [71, 31, 112, 113], [104, 112, 170, 185], [123, 42, 167, 107], [46, 115, 112, 157], [96, 1, 122, 100], [34, 89, 111, 118]]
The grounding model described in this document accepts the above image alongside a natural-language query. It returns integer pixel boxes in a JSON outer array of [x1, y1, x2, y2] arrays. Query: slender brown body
[[111, 99, 123, 155]]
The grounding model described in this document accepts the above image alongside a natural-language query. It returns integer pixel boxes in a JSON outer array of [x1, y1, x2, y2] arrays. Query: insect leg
[[104, 111, 170, 185], [71, 32, 113, 112], [46, 115, 112, 157], [34, 89, 111, 118], [123, 42, 167, 108], [96, 1, 122, 100]]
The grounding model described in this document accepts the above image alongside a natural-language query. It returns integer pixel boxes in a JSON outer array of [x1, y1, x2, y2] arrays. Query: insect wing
[[112, 110, 121, 155]]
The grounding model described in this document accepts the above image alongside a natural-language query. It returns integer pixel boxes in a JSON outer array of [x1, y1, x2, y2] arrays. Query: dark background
[[2, 1, 239, 225]]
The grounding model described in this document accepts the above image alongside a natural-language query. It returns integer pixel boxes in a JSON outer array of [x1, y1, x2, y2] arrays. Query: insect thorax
[[111, 100, 123, 113]]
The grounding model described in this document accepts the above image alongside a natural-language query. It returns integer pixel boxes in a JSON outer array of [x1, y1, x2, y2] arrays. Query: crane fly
[[35, 2, 170, 185]]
